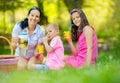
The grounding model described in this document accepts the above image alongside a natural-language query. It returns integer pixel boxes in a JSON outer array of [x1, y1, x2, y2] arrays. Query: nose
[[33, 16, 36, 20], [75, 17, 78, 21], [74, 19, 77, 23]]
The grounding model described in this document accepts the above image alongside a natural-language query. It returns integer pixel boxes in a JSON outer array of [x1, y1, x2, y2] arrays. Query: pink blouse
[[46, 36, 65, 70]]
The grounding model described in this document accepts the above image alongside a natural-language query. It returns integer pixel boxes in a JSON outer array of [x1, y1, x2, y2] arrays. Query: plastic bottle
[[19, 30, 28, 56]]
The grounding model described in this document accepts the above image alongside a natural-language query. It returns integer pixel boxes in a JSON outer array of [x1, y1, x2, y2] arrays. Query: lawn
[[0, 50, 120, 83]]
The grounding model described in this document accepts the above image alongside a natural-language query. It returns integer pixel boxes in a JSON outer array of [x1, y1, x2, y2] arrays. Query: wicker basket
[[0, 36, 18, 72]]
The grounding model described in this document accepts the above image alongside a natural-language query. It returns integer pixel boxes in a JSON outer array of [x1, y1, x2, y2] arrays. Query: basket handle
[[0, 36, 13, 55]]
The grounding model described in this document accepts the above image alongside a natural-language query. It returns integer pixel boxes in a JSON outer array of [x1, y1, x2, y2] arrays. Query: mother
[[11, 6, 45, 70]]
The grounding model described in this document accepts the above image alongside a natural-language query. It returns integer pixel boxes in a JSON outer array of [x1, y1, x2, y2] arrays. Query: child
[[31, 24, 65, 70], [64, 9, 98, 68]]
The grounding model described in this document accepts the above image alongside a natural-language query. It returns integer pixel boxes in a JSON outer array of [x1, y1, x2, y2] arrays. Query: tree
[[36, 0, 48, 25], [0, 0, 24, 11], [0, 0, 25, 33], [63, 0, 84, 11]]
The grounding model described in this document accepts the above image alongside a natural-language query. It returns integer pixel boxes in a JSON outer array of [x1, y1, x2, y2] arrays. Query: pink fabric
[[0, 58, 18, 65], [65, 30, 98, 68], [46, 36, 65, 70]]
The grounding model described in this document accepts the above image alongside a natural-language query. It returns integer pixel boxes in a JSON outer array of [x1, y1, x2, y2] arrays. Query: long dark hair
[[70, 9, 89, 41], [20, 6, 42, 29]]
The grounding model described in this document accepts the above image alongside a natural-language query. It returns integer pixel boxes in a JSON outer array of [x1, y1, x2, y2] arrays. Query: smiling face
[[27, 10, 40, 26], [46, 24, 59, 40], [71, 12, 81, 27]]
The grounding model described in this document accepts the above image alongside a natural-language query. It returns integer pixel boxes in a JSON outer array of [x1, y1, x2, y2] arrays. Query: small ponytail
[[20, 18, 28, 29]]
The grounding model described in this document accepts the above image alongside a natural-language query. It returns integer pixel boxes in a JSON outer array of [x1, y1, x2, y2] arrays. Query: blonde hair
[[46, 24, 59, 31]]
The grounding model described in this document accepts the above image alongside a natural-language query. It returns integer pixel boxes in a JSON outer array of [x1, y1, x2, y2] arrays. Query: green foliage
[[43, 0, 70, 30], [81, 0, 120, 53], [0, 0, 120, 53], [110, 0, 120, 52], [0, 0, 23, 11], [83, 0, 114, 33]]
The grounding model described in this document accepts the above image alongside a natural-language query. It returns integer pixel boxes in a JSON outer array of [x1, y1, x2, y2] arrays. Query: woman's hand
[[11, 37, 20, 50], [64, 31, 77, 56], [64, 31, 72, 42]]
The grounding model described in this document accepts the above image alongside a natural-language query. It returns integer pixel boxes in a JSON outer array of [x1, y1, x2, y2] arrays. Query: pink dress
[[65, 29, 98, 68], [46, 36, 65, 70]]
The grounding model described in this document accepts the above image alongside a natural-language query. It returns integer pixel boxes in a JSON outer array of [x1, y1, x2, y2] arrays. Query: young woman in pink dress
[[64, 9, 98, 68]]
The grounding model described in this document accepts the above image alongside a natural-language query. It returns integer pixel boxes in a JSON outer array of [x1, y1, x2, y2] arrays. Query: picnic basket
[[0, 36, 18, 72]]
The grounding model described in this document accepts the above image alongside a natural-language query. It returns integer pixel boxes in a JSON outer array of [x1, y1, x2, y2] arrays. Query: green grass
[[0, 49, 120, 83]]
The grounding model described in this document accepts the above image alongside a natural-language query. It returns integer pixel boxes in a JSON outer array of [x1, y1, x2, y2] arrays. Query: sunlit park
[[0, 0, 120, 83]]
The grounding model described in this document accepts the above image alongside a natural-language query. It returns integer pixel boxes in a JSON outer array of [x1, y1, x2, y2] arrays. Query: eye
[[72, 17, 75, 21], [48, 30, 52, 32], [30, 14, 34, 17], [36, 15, 39, 18]]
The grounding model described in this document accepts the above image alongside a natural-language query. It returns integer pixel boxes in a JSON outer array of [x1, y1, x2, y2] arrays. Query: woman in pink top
[[64, 9, 98, 68], [31, 24, 64, 70]]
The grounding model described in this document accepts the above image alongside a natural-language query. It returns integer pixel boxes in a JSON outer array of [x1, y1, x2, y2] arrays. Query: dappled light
[[0, 0, 120, 57], [0, 0, 120, 82]]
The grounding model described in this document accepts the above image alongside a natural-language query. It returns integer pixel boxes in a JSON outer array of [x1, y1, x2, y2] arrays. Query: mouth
[[75, 22, 80, 26], [47, 36, 50, 39], [32, 21, 36, 23]]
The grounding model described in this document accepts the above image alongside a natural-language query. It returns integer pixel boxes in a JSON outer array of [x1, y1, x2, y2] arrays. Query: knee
[[27, 56, 37, 70], [17, 62, 27, 70], [27, 63, 36, 70], [17, 56, 27, 70]]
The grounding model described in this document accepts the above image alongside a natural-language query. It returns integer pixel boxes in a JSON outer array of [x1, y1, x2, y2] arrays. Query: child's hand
[[42, 36, 48, 44]]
